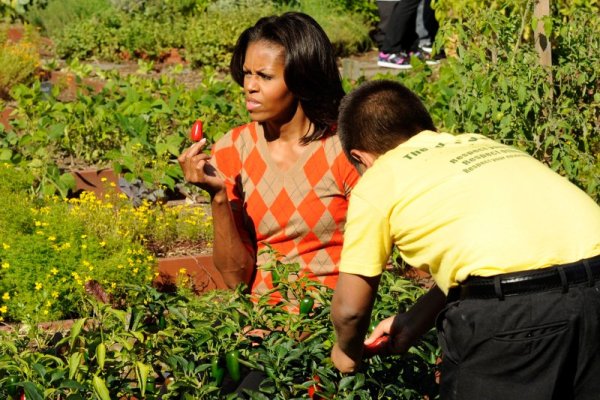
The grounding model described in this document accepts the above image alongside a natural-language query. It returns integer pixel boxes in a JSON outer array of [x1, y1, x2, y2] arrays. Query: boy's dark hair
[[230, 12, 344, 144], [338, 79, 436, 159]]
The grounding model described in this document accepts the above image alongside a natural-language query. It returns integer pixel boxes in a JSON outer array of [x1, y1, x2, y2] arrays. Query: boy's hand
[[364, 316, 394, 345], [331, 343, 360, 373]]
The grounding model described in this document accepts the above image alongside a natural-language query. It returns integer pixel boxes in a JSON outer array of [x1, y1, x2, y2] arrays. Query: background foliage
[[368, 0, 599, 201]]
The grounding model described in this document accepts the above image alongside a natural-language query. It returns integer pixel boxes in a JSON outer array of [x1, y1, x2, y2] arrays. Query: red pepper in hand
[[363, 335, 390, 358], [190, 119, 203, 142]]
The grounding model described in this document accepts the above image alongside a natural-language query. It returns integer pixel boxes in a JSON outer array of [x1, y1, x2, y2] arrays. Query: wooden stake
[[534, 0, 553, 91]]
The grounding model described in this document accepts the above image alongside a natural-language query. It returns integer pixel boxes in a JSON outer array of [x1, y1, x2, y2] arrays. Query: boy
[[330, 79, 600, 399]]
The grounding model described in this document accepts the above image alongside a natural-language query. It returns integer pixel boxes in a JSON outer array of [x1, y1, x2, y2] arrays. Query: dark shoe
[[377, 51, 412, 70]]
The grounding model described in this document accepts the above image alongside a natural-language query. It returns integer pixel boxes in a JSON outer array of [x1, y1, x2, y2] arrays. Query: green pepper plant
[[0, 250, 439, 399]]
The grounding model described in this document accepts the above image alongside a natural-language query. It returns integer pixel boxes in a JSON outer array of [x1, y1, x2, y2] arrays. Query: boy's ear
[[350, 149, 378, 169]]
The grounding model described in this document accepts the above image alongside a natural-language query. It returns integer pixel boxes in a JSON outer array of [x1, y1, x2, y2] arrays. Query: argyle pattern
[[211, 122, 360, 303]]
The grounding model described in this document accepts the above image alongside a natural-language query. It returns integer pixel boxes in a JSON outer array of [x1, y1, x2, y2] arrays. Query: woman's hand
[[178, 139, 226, 197]]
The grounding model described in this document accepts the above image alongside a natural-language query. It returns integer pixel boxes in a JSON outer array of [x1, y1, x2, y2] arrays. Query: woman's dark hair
[[230, 12, 344, 143], [337, 79, 436, 160]]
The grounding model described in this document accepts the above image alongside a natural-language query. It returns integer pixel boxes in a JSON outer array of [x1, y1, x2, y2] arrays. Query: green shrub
[[26, 0, 111, 37], [3, 70, 247, 195], [0, 174, 212, 324], [0, 259, 438, 399], [0, 191, 155, 324], [51, 0, 372, 65], [281, 0, 373, 56], [183, 1, 276, 69], [0, 24, 40, 98]]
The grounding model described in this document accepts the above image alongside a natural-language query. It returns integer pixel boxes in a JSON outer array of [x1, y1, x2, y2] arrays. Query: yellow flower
[[2, 292, 9, 300], [2, 243, 10, 249], [101, 177, 108, 182], [51, 291, 59, 298], [99, 241, 106, 247], [48, 236, 56, 241], [1, 262, 9, 269], [50, 267, 59, 275], [179, 268, 187, 274], [35, 282, 43, 290], [0, 305, 7, 313], [81, 244, 87, 249]]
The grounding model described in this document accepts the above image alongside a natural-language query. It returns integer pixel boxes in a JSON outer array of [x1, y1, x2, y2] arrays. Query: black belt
[[448, 254, 600, 301]]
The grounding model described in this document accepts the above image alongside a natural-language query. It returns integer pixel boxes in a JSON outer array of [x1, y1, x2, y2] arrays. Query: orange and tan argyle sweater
[[211, 121, 360, 303]]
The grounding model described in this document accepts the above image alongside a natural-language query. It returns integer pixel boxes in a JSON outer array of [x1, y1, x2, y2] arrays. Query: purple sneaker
[[377, 52, 412, 70]]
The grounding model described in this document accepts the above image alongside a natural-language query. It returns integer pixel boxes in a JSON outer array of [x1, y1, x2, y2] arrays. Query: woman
[[178, 12, 360, 304]]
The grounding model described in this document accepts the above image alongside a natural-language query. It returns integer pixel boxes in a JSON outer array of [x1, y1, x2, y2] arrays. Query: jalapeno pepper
[[225, 350, 241, 383], [299, 297, 314, 315], [5, 375, 19, 397], [211, 356, 226, 386], [368, 320, 378, 334]]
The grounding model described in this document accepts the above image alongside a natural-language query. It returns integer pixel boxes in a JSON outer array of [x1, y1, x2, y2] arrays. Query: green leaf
[[543, 16, 553, 37], [68, 352, 82, 380], [135, 362, 151, 396], [531, 16, 539, 34], [338, 376, 354, 390], [23, 382, 44, 400], [69, 318, 87, 350], [59, 172, 76, 191], [59, 379, 87, 390], [0, 148, 12, 160]]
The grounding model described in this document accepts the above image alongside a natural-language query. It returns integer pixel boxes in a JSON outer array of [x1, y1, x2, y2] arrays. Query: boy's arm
[[386, 285, 446, 352], [331, 272, 381, 373]]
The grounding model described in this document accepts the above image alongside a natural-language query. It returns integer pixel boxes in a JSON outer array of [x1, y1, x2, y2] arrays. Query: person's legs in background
[[376, 0, 420, 69], [414, 0, 444, 64], [415, 0, 437, 52]]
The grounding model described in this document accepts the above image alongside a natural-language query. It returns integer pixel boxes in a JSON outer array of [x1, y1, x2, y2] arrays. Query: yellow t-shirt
[[339, 131, 600, 293]]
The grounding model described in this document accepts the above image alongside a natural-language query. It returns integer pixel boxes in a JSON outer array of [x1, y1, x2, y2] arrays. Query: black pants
[[438, 276, 600, 399], [379, 0, 438, 54]]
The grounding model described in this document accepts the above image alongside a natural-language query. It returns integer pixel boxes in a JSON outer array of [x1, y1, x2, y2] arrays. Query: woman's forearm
[[210, 191, 256, 288]]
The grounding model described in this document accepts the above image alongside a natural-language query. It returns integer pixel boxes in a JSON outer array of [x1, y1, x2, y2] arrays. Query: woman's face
[[243, 40, 297, 124]]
